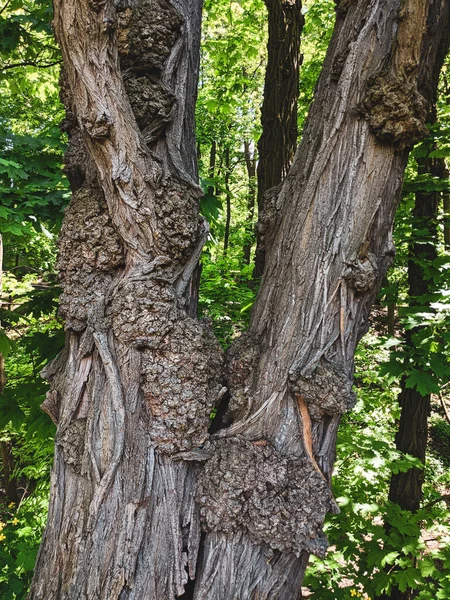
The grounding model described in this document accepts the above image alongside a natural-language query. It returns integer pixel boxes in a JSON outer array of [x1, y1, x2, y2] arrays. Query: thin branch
[[422, 494, 450, 511], [0, 0, 11, 16], [1, 59, 62, 72], [438, 391, 450, 426]]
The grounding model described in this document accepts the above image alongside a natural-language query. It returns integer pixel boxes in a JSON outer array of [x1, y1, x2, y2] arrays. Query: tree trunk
[[243, 140, 256, 265], [194, 0, 450, 597], [254, 0, 303, 278], [223, 147, 231, 256], [1, 441, 18, 505], [29, 0, 223, 597], [30, 1, 450, 599]]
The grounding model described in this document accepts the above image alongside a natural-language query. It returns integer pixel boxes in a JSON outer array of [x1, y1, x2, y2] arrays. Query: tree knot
[[359, 72, 428, 151], [344, 251, 378, 293]]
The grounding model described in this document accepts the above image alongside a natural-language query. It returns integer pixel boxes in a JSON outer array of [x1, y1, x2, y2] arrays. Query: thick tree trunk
[[29, 1, 223, 597], [254, 0, 303, 278], [194, 0, 450, 597], [30, 1, 450, 599]]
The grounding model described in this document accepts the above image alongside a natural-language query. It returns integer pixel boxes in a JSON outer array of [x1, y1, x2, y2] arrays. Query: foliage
[[0, 485, 49, 600], [304, 335, 450, 599], [0, 0, 449, 598]]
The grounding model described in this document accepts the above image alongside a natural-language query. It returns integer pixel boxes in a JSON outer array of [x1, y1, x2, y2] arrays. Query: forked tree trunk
[[30, 1, 449, 599]]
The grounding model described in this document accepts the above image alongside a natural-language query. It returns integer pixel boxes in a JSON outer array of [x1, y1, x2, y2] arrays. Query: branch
[[439, 391, 450, 426], [1, 59, 62, 72], [0, 0, 11, 16], [422, 494, 450, 511]]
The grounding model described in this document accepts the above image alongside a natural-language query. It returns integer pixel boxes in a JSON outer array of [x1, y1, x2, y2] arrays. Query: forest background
[[0, 0, 449, 598]]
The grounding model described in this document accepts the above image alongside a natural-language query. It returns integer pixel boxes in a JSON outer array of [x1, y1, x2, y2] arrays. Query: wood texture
[[194, 1, 450, 597], [29, 1, 222, 597]]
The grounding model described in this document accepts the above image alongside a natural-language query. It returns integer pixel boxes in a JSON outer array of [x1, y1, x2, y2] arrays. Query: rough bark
[[30, 1, 450, 599], [29, 1, 223, 598], [254, 0, 303, 278], [194, 1, 450, 597]]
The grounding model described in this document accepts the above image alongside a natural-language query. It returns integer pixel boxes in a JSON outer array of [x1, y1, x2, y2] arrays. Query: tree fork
[[30, 0, 450, 599]]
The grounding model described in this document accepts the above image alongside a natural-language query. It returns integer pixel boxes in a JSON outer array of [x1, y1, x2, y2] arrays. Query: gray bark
[[194, 0, 450, 597], [29, 0, 223, 598], [30, 0, 449, 599]]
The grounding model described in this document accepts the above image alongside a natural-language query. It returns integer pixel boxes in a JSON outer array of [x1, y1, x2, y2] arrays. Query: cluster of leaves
[[0, 1, 66, 596], [304, 335, 450, 599]]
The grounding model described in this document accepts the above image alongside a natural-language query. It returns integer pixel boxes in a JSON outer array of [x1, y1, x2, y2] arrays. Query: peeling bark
[[29, 1, 222, 598], [194, 1, 450, 597], [30, 0, 450, 599]]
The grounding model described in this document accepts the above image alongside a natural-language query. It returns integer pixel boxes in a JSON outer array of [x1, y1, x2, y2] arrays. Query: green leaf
[[405, 370, 440, 396]]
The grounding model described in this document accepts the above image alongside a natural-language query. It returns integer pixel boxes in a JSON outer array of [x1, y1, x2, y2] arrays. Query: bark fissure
[[193, 1, 450, 597]]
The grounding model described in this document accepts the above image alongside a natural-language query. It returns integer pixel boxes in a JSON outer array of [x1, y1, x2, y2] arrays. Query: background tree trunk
[[254, 0, 303, 278], [243, 140, 256, 265]]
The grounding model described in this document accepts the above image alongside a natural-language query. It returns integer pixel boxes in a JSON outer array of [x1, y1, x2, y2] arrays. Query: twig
[[1, 59, 62, 72], [422, 494, 450, 511], [0, 0, 11, 16], [438, 391, 450, 426]]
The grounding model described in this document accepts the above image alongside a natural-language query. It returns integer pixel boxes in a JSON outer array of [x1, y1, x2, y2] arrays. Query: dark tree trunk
[[1, 441, 18, 505], [223, 147, 231, 256], [390, 157, 440, 512], [208, 139, 216, 197], [30, 1, 450, 599], [243, 140, 256, 265], [254, 0, 303, 278]]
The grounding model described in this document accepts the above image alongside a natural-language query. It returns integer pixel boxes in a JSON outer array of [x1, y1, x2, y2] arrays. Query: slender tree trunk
[[208, 139, 216, 197], [223, 147, 231, 256], [243, 140, 256, 265], [30, 1, 450, 599], [254, 0, 303, 278], [1, 442, 18, 505]]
